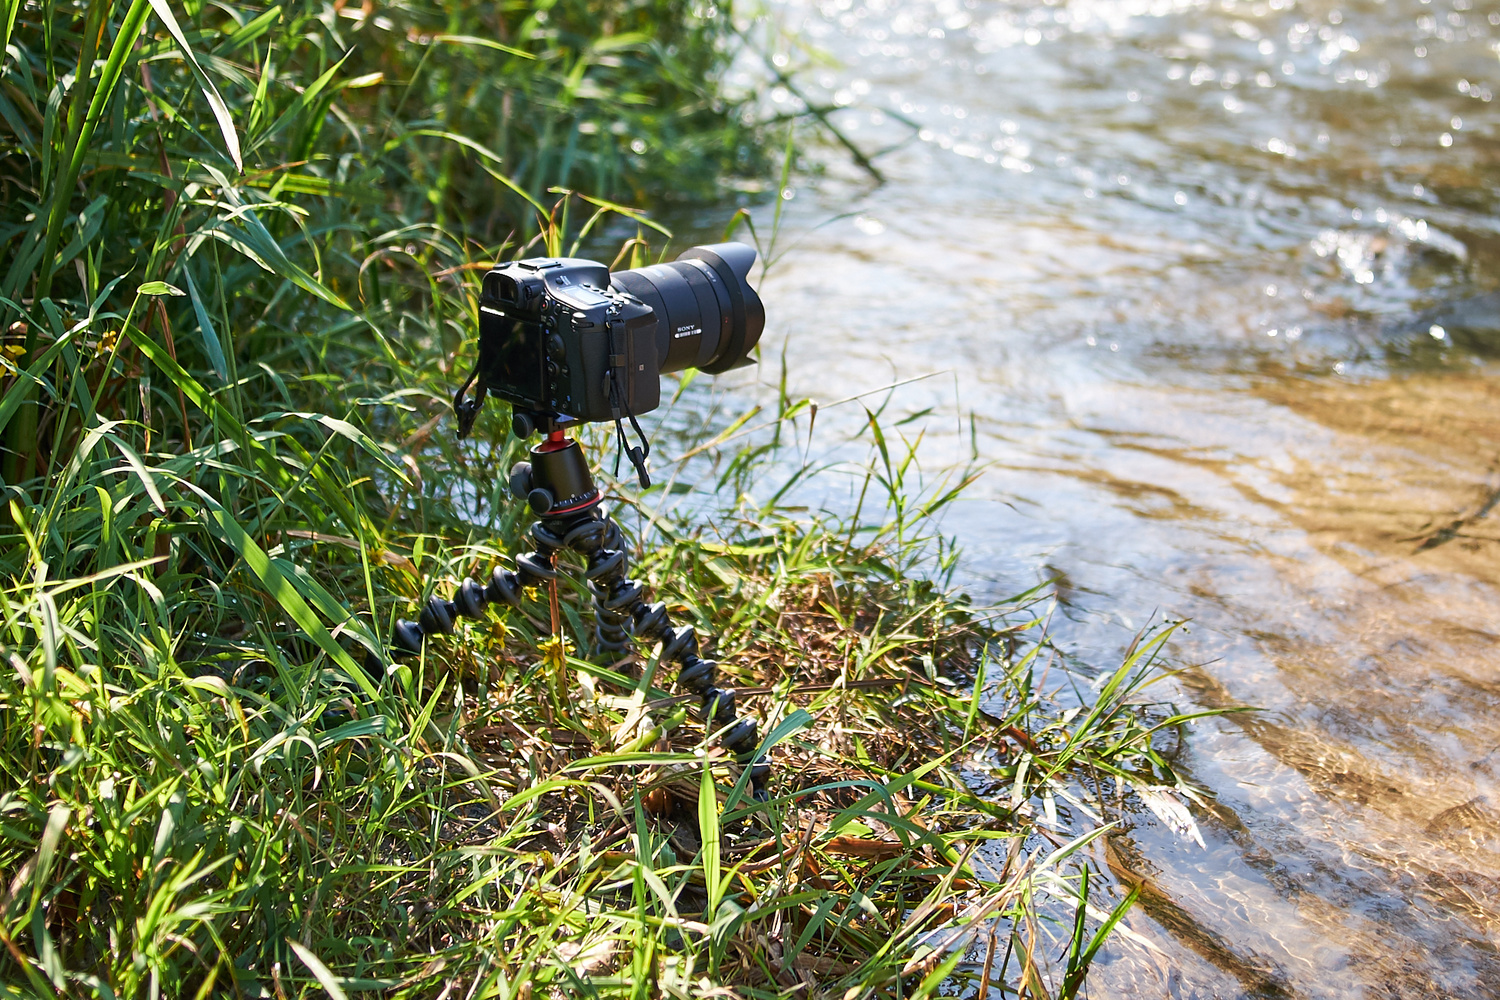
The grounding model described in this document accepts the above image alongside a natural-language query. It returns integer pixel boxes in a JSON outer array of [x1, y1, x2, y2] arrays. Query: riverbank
[[0, 3, 1188, 995]]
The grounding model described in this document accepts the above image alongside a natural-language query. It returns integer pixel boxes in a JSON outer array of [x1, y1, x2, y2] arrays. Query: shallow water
[[678, 0, 1500, 994]]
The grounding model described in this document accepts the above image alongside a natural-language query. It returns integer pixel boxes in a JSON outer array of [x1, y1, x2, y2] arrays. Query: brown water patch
[[1252, 372, 1500, 581]]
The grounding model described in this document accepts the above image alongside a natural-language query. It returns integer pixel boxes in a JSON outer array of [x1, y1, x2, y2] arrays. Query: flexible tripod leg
[[566, 513, 770, 794], [389, 511, 770, 799], [389, 521, 567, 655], [393, 424, 769, 799]]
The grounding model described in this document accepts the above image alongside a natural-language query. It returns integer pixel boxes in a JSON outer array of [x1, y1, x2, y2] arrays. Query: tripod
[[389, 414, 769, 799]]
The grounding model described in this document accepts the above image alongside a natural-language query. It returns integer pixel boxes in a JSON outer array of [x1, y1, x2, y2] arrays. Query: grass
[[0, 1, 1211, 996]]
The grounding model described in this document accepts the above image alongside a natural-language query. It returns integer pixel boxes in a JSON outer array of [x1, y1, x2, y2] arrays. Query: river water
[[677, 0, 1500, 994]]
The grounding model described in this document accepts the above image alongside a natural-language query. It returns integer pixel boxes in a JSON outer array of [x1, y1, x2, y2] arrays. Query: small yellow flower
[[93, 329, 119, 358], [538, 634, 573, 672]]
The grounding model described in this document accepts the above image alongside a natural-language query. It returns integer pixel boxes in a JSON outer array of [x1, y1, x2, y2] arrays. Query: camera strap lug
[[604, 313, 651, 489], [605, 313, 629, 422], [453, 363, 486, 439]]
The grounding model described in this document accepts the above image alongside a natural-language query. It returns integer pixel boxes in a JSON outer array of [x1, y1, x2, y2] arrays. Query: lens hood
[[675, 243, 765, 373]]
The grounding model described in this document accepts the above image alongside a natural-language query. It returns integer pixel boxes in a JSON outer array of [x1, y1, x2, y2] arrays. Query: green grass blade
[[217, 4, 282, 54], [248, 48, 348, 151], [145, 0, 242, 169], [0, 0, 19, 67], [699, 753, 723, 918], [68, 0, 151, 184], [287, 940, 351, 1000], [431, 33, 534, 59], [179, 480, 377, 699], [183, 269, 228, 381], [0, 317, 83, 436]]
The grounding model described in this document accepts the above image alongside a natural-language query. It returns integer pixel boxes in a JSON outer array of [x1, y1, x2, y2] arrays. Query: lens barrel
[[609, 243, 765, 376]]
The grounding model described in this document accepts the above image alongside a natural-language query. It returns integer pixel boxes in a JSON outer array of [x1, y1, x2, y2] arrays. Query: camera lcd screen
[[479, 308, 545, 404]]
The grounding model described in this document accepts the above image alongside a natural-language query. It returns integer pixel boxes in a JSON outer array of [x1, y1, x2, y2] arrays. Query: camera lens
[[609, 242, 765, 376]]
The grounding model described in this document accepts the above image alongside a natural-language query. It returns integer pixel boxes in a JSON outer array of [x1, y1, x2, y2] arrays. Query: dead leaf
[[556, 937, 616, 975], [283, 529, 416, 575], [824, 836, 907, 860], [1135, 786, 1205, 849], [796, 953, 854, 977], [401, 412, 444, 453], [467, 721, 593, 749]]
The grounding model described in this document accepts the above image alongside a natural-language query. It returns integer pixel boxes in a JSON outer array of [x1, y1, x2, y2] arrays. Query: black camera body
[[473, 243, 764, 425], [477, 258, 659, 423]]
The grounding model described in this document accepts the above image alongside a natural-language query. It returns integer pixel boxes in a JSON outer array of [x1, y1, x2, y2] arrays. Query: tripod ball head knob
[[512, 411, 537, 439], [508, 461, 533, 501], [527, 487, 555, 515]]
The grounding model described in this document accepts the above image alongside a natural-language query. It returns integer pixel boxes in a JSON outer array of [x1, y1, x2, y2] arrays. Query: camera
[[468, 242, 765, 428], [402, 247, 774, 797]]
